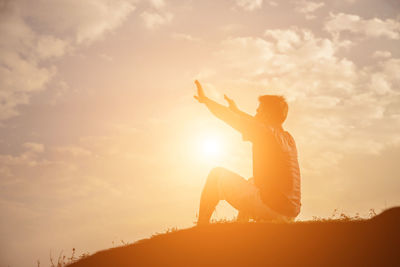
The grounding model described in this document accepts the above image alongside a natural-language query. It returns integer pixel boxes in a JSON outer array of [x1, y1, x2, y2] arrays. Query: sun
[[197, 135, 223, 159], [202, 138, 220, 157], [193, 131, 226, 162]]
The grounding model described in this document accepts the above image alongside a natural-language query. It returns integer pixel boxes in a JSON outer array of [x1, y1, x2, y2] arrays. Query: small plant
[[210, 216, 236, 223], [78, 252, 90, 260], [48, 248, 89, 267], [312, 208, 378, 222], [151, 226, 180, 238], [369, 208, 377, 218], [165, 226, 178, 233], [67, 248, 76, 263], [339, 212, 352, 221], [49, 250, 66, 267]]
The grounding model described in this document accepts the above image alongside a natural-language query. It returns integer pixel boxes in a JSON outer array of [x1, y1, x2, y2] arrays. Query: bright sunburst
[[202, 138, 220, 157]]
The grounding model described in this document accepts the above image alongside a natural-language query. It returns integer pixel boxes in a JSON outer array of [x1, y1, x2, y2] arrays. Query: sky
[[0, 0, 400, 266]]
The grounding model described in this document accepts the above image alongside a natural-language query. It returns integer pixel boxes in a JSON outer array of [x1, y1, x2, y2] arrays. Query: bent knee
[[208, 167, 227, 180]]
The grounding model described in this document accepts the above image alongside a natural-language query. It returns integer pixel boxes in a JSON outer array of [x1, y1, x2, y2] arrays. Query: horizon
[[1, 0, 400, 266]]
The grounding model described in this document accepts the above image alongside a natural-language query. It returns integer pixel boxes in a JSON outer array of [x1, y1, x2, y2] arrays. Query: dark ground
[[68, 207, 400, 267]]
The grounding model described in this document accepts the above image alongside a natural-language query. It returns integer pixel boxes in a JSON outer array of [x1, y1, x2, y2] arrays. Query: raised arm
[[223, 94, 254, 121], [194, 80, 243, 131], [194, 80, 271, 140]]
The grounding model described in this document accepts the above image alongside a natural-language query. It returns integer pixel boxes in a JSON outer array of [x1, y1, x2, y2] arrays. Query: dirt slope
[[68, 207, 400, 267]]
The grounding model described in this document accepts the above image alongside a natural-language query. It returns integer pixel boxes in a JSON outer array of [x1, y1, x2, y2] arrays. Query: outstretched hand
[[194, 80, 208, 103], [224, 94, 238, 111]]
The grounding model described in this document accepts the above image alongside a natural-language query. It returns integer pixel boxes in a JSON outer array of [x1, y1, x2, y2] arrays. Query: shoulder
[[283, 131, 296, 145], [272, 129, 297, 148]]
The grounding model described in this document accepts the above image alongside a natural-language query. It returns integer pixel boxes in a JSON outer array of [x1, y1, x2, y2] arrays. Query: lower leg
[[237, 210, 250, 223], [197, 168, 221, 225]]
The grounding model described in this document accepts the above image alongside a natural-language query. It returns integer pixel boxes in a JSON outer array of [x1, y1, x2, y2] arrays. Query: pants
[[198, 167, 293, 224]]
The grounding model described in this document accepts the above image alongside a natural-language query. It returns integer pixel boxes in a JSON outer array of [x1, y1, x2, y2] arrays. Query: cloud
[[148, 0, 166, 9], [325, 13, 400, 39], [171, 33, 201, 42], [211, 27, 400, 173], [18, 0, 135, 45], [23, 142, 45, 154], [0, 142, 46, 168], [268, 1, 278, 7], [141, 11, 173, 29], [372, 50, 392, 59], [294, 0, 325, 20], [219, 23, 245, 34], [99, 53, 114, 62], [0, 4, 57, 120], [0, 0, 135, 121], [219, 27, 338, 76], [235, 0, 263, 11], [218, 37, 274, 75], [343, 0, 358, 3], [54, 146, 93, 157]]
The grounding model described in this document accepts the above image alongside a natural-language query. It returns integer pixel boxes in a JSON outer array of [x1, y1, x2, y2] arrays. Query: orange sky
[[1, 0, 400, 266]]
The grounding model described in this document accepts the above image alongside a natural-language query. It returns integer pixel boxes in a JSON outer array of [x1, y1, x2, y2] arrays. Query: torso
[[252, 127, 301, 217]]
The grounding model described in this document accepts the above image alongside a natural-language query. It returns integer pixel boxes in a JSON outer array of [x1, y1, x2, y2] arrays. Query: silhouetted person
[[194, 80, 301, 225]]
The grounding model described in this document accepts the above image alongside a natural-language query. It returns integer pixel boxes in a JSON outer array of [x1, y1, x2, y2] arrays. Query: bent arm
[[204, 98, 270, 140], [232, 108, 254, 121], [223, 94, 254, 121], [194, 80, 271, 140], [203, 98, 245, 132]]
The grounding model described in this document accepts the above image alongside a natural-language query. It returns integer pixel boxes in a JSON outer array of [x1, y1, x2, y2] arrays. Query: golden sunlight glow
[[202, 138, 221, 157], [195, 133, 225, 161]]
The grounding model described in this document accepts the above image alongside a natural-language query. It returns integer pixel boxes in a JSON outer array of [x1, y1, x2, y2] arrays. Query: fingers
[[224, 94, 232, 103], [194, 80, 207, 103], [224, 94, 232, 101], [194, 80, 202, 90], [194, 95, 205, 103]]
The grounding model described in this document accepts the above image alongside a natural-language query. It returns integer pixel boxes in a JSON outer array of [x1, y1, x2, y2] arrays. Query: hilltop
[[68, 207, 400, 267]]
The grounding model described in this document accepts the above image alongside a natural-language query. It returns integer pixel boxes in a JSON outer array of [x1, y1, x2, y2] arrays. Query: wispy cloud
[[235, 0, 263, 11], [171, 33, 201, 42], [294, 0, 325, 20], [141, 11, 173, 29], [23, 142, 45, 154], [325, 13, 400, 39], [213, 27, 400, 165], [372, 50, 392, 59], [0, 0, 135, 121], [268, 1, 278, 7], [148, 0, 166, 9]]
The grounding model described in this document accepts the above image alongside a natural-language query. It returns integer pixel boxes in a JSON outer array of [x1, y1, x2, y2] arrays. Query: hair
[[258, 95, 288, 125]]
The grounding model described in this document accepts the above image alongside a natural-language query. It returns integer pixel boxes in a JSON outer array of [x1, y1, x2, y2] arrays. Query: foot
[[196, 218, 210, 226]]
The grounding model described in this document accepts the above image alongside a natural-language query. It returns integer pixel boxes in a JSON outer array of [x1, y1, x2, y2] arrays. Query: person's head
[[255, 95, 288, 126]]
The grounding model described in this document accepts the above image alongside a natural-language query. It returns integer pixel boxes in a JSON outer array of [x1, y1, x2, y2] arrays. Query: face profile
[[255, 103, 270, 124]]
